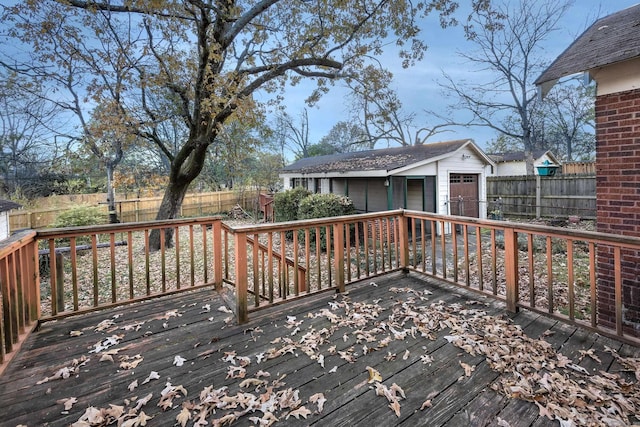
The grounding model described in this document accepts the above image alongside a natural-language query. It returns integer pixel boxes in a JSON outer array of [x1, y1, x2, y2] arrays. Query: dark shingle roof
[[0, 199, 21, 212], [282, 140, 471, 174], [535, 4, 640, 88], [488, 150, 551, 163]]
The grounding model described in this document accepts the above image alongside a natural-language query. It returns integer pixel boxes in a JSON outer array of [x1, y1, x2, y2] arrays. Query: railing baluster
[[475, 226, 483, 291], [589, 242, 597, 328], [354, 222, 361, 279], [491, 228, 497, 295], [201, 225, 208, 284], [504, 228, 519, 313], [452, 223, 459, 283], [440, 221, 447, 280], [189, 225, 195, 287], [364, 221, 370, 277], [175, 227, 181, 290], [430, 220, 436, 276], [293, 230, 299, 296], [546, 236, 553, 314], [253, 233, 259, 306], [234, 231, 248, 324], [527, 234, 535, 308], [345, 223, 352, 283], [1, 256, 13, 353], [48, 239, 57, 315], [212, 221, 222, 289], [326, 225, 333, 286], [110, 233, 117, 303], [305, 228, 311, 292], [91, 234, 99, 306], [333, 222, 345, 293], [70, 237, 79, 310], [567, 240, 575, 321], [315, 227, 321, 290], [280, 231, 287, 299], [127, 232, 134, 299], [614, 247, 623, 336], [144, 230, 150, 295], [268, 232, 274, 303], [463, 225, 470, 286]]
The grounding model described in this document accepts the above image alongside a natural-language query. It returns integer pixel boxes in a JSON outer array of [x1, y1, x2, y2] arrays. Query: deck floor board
[[0, 272, 638, 426]]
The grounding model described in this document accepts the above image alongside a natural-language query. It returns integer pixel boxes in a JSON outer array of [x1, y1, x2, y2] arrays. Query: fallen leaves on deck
[[37, 283, 640, 427]]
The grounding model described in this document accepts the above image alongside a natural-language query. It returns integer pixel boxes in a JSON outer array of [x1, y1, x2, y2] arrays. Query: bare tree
[[541, 78, 595, 161], [318, 121, 369, 153], [275, 109, 313, 160], [347, 66, 452, 147], [0, 71, 65, 196], [440, 0, 573, 174]]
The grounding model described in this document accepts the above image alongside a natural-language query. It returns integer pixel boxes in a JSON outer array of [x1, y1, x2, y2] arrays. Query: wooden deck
[[1, 272, 638, 426]]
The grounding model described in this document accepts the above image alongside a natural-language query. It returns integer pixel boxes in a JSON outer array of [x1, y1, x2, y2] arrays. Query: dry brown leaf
[[420, 399, 432, 410], [460, 361, 475, 377], [141, 371, 160, 384], [366, 366, 382, 383], [176, 407, 191, 427], [99, 354, 114, 363], [120, 355, 143, 370], [286, 406, 312, 420], [390, 383, 406, 399], [309, 392, 327, 413], [57, 397, 78, 411], [388, 400, 401, 417]]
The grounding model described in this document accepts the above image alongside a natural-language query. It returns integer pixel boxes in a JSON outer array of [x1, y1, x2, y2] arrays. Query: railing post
[[333, 223, 345, 293], [27, 240, 40, 321], [504, 228, 519, 313], [212, 220, 222, 290], [55, 252, 65, 313], [398, 212, 409, 270], [234, 231, 248, 323]]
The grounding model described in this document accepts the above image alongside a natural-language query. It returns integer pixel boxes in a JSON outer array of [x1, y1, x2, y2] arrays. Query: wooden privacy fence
[[9, 190, 253, 231], [486, 174, 596, 219]]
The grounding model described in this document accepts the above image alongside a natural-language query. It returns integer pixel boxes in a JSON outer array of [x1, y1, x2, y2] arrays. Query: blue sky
[[273, 1, 639, 153]]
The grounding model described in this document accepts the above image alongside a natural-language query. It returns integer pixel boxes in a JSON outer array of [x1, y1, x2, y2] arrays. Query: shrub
[[297, 193, 356, 220], [273, 187, 312, 222], [53, 205, 109, 228], [298, 193, 356, 250]]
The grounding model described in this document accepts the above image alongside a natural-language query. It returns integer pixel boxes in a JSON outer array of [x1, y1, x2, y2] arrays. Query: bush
[[53, 205, 109, 228], [298, 193, 356, 250], [297, 193, 356, 220], [273, 187, 312, 222]]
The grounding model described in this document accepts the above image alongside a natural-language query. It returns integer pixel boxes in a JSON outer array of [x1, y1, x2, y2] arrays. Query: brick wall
[[595, 88, 640, 336]]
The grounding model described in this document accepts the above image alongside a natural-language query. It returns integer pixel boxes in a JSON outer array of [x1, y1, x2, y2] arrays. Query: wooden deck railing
[[0, 230, 39, 372], [35, 217, 225, 318], [227, 210, 405, 322], [401, 210, 640, 345], [2, 209, 639, 375]]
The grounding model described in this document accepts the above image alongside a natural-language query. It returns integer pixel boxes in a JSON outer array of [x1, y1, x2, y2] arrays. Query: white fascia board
[[279, 170, 389, 179]]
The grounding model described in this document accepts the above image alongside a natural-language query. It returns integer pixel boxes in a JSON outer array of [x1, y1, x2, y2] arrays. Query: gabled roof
[[281, 139, 487, 174], [489, 150, 558, 164], [0, 199, 21, 213], [535, 4, 640, 94]]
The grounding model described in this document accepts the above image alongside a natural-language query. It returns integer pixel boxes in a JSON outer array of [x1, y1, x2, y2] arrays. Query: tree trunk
[[106, 163, 119, 223], [148, 178, 191, 251]]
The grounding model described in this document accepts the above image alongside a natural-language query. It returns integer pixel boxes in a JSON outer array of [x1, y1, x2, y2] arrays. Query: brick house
[[535, 4, 640, 336]]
